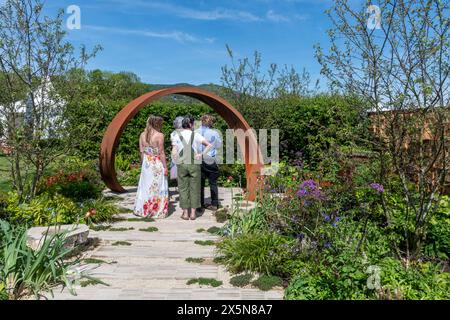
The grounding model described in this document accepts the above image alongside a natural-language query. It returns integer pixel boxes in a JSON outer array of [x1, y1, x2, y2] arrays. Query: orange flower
[[85, 208, 97, 218], [319, 181, 332, 188]]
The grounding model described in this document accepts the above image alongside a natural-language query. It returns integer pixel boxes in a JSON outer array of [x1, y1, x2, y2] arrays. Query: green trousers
[[177, 164, 201, 209]]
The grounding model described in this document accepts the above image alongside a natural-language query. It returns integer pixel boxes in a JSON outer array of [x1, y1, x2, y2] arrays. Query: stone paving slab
[[45, 187, 284, 300]]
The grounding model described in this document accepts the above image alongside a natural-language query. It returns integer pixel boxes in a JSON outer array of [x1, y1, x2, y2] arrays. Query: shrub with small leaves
[[112, 241, 131, 246], [194, 240, 216, 246], [187, 278, 223, 287], [215, 209, 229, 223], [109, 227, 134, 232], [230, 274, 253, 288], [252, 275, 283, 291], [207, 226, 222, 235], [186, 257, 205, 263], [139, 227, 158, 232]]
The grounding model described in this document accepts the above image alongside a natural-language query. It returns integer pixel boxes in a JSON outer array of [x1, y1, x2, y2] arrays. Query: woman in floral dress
[[134, 115, 169, 218]]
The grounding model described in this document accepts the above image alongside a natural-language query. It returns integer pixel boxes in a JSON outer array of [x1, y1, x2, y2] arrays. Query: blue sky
[[42, 0, 364, 85]]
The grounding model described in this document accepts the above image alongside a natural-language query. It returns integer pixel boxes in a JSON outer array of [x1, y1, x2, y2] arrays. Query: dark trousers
[[200, 162, 219, 207]]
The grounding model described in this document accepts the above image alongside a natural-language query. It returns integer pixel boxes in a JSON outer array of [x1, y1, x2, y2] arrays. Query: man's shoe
[[205, 205, 218, 211]]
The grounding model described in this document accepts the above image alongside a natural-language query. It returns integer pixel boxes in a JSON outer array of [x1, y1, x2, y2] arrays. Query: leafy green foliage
[[215, 209, 229, 223], [283, 95, 368, 170], [117, 168, 140, 187], [38, 157, 104, 202], [194, 240, 216, 246], [79, 277, 109, 288], [285, 257, 450, 300], [218, 164, 246, 187], [90, 225, 112, 231], [252, 275, 283, 291], [0, 220, 76, 300], [423, 196, 450, 260], [229, 274, 253, 287], [217, 233, 293, 274], [82, 198, 121, 224], [109, 227, 134, 232], [4, 192, 80, 226], [186, 278, 222, 287], [0, 282, 7, 300], [127, 217, 155, 222], [65, 70, 152, 160], [3, 191, 120, 227], [206, 226, 221, 235], [222, 208, 267, 238], [216, 158, 450, 300], [213, 256, 225, 264], [82, 258, 108, 265], [185, 257, 205, 264], [111, 241, 131, 246], [139, 227, 158, 232]]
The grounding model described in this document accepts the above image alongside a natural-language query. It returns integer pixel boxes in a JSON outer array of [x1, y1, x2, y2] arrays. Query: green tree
[[316, 0, 449, 259], [0, 0, 100, 200]]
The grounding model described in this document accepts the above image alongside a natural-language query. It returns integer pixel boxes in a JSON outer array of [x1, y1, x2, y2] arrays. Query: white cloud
[[104, 0, 308, 24], [266, 10, 290, 22], [186, 9, 261, 22], [294, 14, 309, 21], [84, 25, 215, 44], [108, 0, 261, 22]]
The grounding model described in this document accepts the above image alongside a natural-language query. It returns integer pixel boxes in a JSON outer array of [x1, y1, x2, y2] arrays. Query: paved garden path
[[47, 187, 284, 300]]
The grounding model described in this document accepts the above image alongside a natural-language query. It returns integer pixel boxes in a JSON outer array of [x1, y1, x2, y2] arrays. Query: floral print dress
[[134, 145, 169, 218]]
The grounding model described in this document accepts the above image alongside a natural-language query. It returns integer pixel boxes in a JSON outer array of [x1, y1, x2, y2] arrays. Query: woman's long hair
[[145, 115, 163, 144]]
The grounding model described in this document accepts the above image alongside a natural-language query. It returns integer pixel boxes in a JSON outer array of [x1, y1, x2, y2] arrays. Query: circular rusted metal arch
[[100, 86, 263, 201]]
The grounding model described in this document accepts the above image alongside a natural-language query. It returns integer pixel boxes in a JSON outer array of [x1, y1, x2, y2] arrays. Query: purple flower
[[295, 233, 305, 240], [290, 151, 304, 168], [322, 214, 331, 222], [296, 179, 324, 200], [369, 183, 385, 194], [292, 160, 303, 168], [332, 216, 342, 227], [324, 242, 332, 249], [302, 179, 317, 189]]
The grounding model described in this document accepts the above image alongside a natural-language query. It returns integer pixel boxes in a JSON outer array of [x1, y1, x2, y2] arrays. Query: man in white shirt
[[195, 114, 222, 211]]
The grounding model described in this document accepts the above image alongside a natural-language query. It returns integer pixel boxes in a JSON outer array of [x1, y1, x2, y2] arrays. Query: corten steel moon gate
[[99, 86, 263, 201]]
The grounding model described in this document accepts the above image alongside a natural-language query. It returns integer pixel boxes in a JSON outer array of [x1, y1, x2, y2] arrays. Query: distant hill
[[146, 83, 229, 103]]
